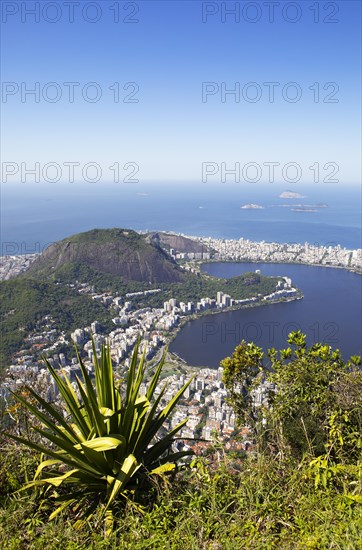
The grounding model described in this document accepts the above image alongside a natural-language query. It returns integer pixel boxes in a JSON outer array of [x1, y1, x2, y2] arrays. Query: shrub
[[5, 339, 193, 534]]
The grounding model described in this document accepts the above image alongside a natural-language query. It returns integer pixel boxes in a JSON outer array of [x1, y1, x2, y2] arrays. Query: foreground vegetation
[[3, 341, 193, 536], [0, 333, 361, 548], [0, 445, 361, 549]]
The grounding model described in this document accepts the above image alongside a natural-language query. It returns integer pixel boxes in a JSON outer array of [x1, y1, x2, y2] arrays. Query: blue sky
[[1, 0, 361, 184]]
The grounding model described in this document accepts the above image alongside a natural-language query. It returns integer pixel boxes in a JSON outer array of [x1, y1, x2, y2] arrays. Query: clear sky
[[1, 0, 361, 185]]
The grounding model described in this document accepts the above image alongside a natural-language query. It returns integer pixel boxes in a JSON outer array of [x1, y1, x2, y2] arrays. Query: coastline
[[1, 235, 361, 282], [196, 258, 362, 276], [160, 292, 304, 368]]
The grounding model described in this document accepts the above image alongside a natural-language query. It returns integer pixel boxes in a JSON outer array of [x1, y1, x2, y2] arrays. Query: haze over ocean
[[1, 182, 361, 254]]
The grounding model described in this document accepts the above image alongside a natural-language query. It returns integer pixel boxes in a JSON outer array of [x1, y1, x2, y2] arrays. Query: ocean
[[1, 182, 361, 253]]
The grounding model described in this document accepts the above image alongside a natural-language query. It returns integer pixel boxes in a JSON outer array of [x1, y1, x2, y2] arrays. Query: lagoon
[[169, 262, 362, 367]]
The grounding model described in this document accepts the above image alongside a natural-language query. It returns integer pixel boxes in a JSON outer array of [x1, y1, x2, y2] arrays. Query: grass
[[0, 445, 361, 549], [1, 334, 360, 548]]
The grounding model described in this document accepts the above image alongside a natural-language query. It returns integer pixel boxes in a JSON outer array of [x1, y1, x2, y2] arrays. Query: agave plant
[[7, 339, 194, 533]]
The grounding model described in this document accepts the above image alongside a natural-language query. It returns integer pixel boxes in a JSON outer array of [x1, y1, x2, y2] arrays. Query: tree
[[222, 331, 362, 459], [266, 332, 362, 458], [221, 340, 264, 431], [4, 339, 194, 535]]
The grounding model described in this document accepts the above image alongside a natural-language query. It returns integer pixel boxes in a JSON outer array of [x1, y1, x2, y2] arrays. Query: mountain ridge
[[27, 228, 188, 284]]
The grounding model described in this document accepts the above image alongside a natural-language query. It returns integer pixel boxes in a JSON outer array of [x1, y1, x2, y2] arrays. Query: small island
[[241, 204, 264, 209], [279, 190, 306, 199]]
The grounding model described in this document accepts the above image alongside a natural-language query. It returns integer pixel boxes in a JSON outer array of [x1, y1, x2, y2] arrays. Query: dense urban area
[[2, 232, 360, 450]]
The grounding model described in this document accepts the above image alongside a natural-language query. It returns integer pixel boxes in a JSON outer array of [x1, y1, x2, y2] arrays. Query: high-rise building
[[91, 321, 100, 334]]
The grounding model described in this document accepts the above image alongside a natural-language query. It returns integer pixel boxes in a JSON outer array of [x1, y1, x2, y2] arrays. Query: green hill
[[0, 228, 284, 369], [27, 228, 188, 284]]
